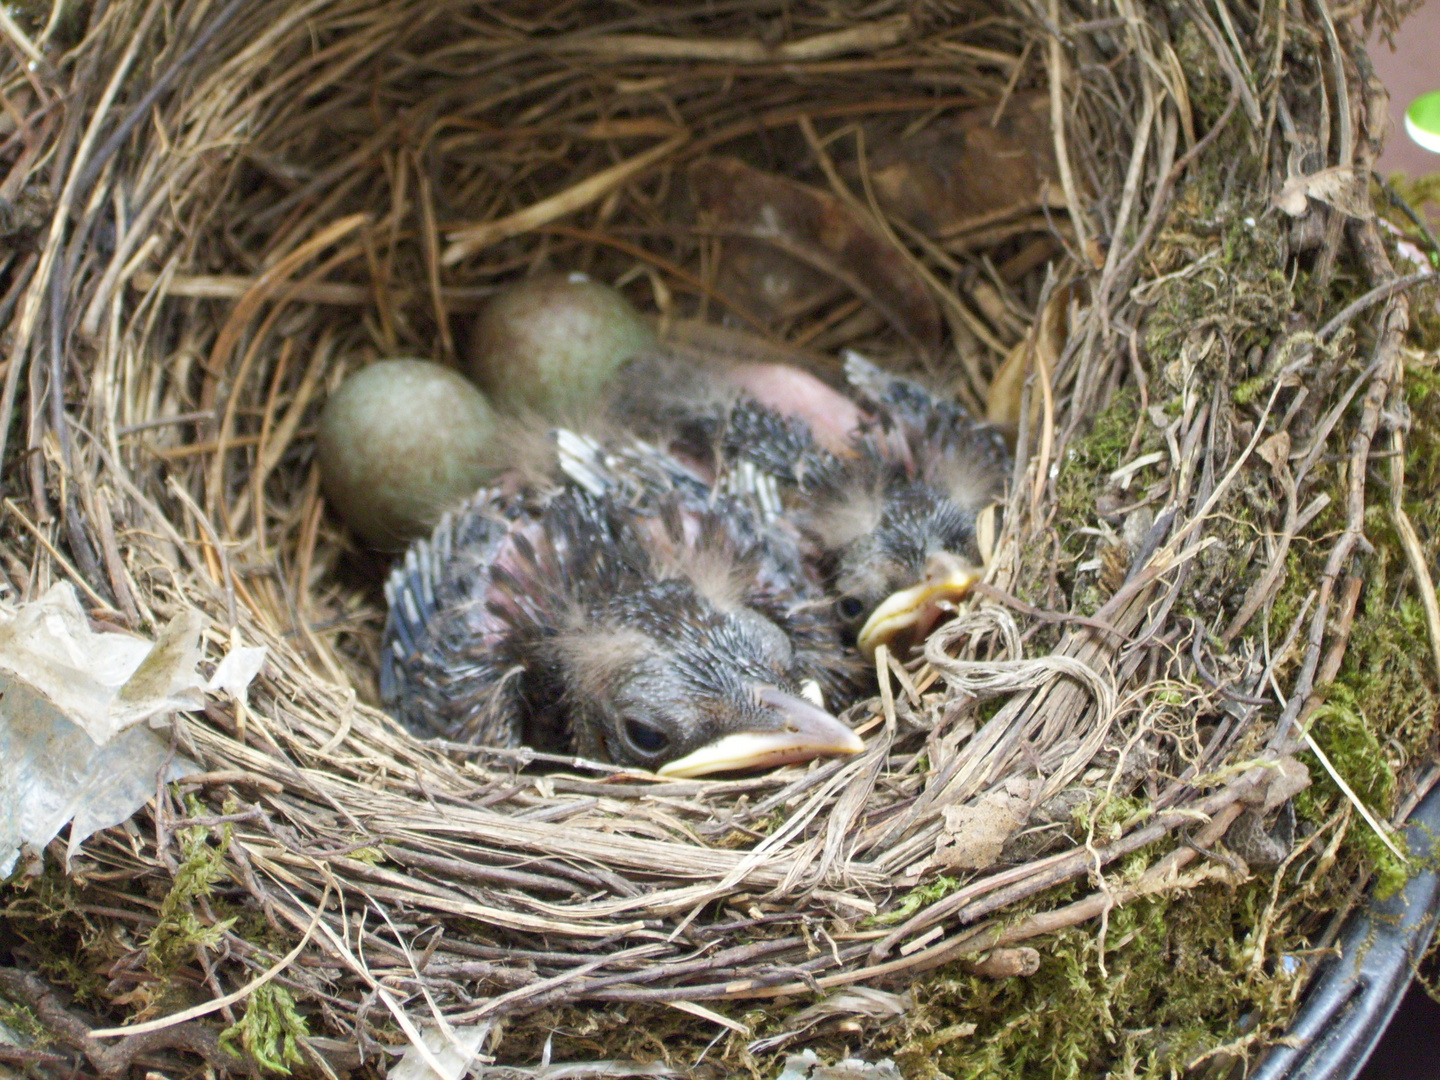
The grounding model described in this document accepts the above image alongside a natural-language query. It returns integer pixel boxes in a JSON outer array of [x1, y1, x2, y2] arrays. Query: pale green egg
[[317, 359, 496, 550], [466, 272, 657, 417]]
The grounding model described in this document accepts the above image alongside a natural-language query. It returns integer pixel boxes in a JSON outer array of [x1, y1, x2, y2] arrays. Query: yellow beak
[[657, 687, 864, 778], [856, 551, 982, 659]]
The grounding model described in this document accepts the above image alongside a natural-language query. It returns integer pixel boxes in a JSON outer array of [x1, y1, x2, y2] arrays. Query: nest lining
[[1, 0, 1437, 1075]]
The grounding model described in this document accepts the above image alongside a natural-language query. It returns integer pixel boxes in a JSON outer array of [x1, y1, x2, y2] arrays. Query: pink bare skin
[[725, 362, 865, 455]]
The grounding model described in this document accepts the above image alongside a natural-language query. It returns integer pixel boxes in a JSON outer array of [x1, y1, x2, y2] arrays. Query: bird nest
[[2, 0, 1438, 1076]]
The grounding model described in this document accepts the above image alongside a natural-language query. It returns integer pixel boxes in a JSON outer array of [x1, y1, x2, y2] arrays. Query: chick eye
[[836, 595, 866, 621], [623, 718, 670, 755]]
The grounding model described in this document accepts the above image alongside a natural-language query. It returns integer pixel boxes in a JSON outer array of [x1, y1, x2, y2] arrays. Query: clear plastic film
[[0, 583, 263, 875]]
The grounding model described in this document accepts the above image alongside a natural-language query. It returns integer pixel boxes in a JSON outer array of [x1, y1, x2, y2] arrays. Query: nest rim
[[1, 0, 1436, 1074]]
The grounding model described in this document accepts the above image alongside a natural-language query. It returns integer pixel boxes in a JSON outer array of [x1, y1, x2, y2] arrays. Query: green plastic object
[[1405, 91, 1440, 154]]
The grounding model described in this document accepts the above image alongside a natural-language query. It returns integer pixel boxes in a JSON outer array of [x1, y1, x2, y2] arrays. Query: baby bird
[[613, 349, 1011, 657], [380, 347, 1004, 770], [827, 353, 1010, 655], [381, 429, 864, 777]]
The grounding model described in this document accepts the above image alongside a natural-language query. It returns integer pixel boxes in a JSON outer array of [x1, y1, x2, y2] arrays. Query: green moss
[[1074, 795, 1151, 844], [1072, 389, 1139, 474], [868, 874, 963, 927], [1295, 700, 1407, 898], [883, 24, 1430, 1079], [219, 983, 308, 1075], [1328, 353, 1440, 743], [1139, 89, 1294, 389], [1054, 387, 1141, 531], [1232, 375, 1269, 407], [1142, 204, 1290, 387], [1271, 347, 1440, 903], [145, 797, 238, 970], [1171, 22, 1229, 118], [1404, 355, 1440, 523], [0, 869, 119, 1008], [1299, 700, 1395, 806], [881, 880, 1301, 1079], [1264, 547, 1315, 641], [0, 1000, 50, 1046], [1294, 543, 1438, 901]]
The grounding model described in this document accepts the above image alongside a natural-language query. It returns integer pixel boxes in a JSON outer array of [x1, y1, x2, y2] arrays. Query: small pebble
[[466, 272, 656, 417], [317, 359, 496, 550]]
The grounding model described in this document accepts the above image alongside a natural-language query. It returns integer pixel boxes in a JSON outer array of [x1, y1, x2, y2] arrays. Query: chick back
[[381, 430, 863, 758]]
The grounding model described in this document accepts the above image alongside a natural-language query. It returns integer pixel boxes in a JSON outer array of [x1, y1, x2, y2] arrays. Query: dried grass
[[0, 0, 1436, 1075]]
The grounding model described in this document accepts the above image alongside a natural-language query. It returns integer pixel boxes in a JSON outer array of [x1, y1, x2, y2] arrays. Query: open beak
[[856, 550, 982, 659], [657, 687, 864, 778]]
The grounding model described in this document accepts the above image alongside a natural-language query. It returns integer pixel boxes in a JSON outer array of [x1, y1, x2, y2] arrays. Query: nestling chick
[[381, 429, 864, 776], [611, 349, 1011, 656], [825, 352, 1010, 654]]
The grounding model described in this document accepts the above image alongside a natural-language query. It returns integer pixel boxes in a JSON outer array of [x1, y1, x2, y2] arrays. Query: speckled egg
[[466, 272, 657, 417], [317, 359, 496, 550]]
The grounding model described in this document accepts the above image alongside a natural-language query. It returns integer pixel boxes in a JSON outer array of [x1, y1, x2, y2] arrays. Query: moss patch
[[869, 874, 964, 927], [145, 798, 238, 971], [1055, 387, 1142, 526], [882, 880, 1303, 1079], [219, 983, 309, 1075]]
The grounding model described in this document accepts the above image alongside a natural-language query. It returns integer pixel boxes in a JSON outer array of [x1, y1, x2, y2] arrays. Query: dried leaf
[[862, 91, 1062, 238], [1257, 431, 1291, 475], [990, 338, 1031, 428], [1273, 166, 1371, 219], [1262, 755, 1311, 812], [690, 156, 941, 357], [935, 789, 1028, 870], [987, 280, 1074, 427]]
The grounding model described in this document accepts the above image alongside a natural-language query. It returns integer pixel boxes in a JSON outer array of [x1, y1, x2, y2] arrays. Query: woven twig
[[0, 0, 1432, 1074]]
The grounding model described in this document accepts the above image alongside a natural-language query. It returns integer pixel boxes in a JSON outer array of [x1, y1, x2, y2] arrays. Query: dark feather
[[382, 489, 530, 744], [381, 430, 862, 768], [610, 349, 1011, 638]]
